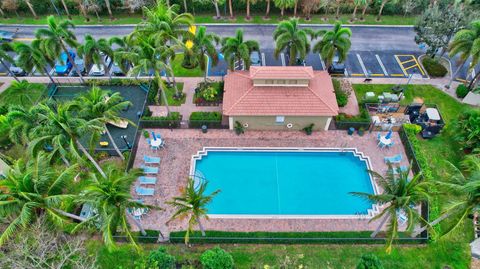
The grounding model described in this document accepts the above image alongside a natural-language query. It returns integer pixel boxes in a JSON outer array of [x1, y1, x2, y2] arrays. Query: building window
[[276, 116, 285, 123], [288, 80, 297, 84], [276, 80, 285, 84]]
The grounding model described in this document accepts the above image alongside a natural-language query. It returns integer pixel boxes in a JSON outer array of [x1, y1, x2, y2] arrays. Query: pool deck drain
[[131, 129, 411, 234]]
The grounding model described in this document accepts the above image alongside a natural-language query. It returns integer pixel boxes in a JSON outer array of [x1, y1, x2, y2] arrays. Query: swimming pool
[[191, 148, 378, 218]]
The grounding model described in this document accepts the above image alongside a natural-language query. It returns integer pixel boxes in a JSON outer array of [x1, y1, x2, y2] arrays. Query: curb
[[0, 23, 414, 28]]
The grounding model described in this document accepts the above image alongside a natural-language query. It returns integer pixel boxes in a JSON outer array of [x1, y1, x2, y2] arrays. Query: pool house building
[[222, 66, 339, 131]]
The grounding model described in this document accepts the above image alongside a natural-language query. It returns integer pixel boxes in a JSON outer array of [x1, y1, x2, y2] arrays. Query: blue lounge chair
[[146, 138, 151, 145], [136, 186, 155, 196], [141, 165, 159, 174], [388, 165, 409, 175], [144, 155, 161, 164], [384, 154, 402, 164], [138, 176, 157, 184]]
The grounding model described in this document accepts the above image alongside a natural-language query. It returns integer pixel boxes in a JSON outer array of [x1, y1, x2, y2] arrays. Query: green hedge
[[141, 112, 182, 128], [421, 57, 448, 78], [169, 231, 424, 244], [456, 84, 469, 98], [189, 112, 222, 121], [333, 79, 349, 107]]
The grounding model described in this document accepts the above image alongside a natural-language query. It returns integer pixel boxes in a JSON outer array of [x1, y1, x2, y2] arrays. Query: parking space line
[[318, 54, 325, 70], [370, 74, 385, 77], [400, 59, 416, 65], [404, 65, 418, 71], [280, 53, 286, 66], [356, 54, 368, 76], [456, 78, 468, 83], [261, 52, 266, 66], [375, 54, 389, 76], [394, 55, 408, 76], [13, 38, 34, 41], [412, 57, 426, 76], [391, 74, 406, 77], [351, 73, 364, 77], [0, 72, 6, 76]]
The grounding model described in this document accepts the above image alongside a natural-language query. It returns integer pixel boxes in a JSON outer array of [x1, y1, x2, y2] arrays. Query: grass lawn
[[171, 54, 204, 77], [88, 239, 470, 269], [0, 81, 46, 108], [160, 82, 185, 106], [0, 13, 417, 26]]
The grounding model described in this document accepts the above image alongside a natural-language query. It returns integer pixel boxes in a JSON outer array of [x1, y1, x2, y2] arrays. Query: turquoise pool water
[[194, 150, 375, 216]]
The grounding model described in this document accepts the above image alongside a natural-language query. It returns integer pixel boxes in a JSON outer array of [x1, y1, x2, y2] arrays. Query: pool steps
[[190, 147, 381, 219]]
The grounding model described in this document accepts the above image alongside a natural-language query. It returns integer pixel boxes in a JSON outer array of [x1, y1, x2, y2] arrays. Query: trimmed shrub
[[356, 253, 384, 269], [189, 111, 222, 121], [453, 109, 480, 150], [421, 57, 448, 78], [332, 79, 349, 107], [200, 247, 234, 269], [146, 247, 175, 269], [403, 123, 422, 134], [456, 84, 469, 98], [141, 112, 182, 128]]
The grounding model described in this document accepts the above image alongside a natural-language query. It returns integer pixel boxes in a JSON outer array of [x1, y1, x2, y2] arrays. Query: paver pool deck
[[131, 129, 410, 237]]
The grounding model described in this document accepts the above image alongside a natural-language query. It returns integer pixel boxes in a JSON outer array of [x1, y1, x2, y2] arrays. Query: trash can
[[201, 125, 208, 133], [348, 127, 355, 135]]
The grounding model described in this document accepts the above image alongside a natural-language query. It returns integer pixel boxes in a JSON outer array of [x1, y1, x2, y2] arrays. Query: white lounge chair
[[136, 186, 155, 196], [138, 176, 157, 185], [144, 155, 161, 164], [141, 165, 159, 174]]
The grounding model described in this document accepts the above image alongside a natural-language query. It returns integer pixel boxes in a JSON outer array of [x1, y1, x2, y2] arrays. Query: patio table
[[150, 138, 163, 149], [378, 136, 392, 147]]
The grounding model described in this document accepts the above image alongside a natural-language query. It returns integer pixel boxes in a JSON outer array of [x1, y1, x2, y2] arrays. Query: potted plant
[[302, 124, 315, 135], [234, 121, 244, 135], [358, 127, 365, 136]]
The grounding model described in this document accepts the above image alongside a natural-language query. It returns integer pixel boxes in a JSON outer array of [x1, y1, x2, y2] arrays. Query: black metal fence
[[334, 120, 372, 130], [139, 119, 182, 129], [188, 120, 228, 129]]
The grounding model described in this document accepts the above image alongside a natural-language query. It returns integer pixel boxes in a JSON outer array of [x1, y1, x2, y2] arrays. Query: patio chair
[[144, 155, 161, 164], [156, 134, 162, 139], [141, 165, 159, 174], [135, 186, 155, 196], [138, 176, 157, 185], [146, 138, 151, 145], [386, 141, 395, 148], [384, 154, 402, 164], [377, 133, 381, 141], [397, 211, 408, 225]]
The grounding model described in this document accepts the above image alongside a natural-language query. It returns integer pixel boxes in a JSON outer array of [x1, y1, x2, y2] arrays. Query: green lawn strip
[[171, 54, 204, 77], [0, 14, 417, 26], [160, 82, 185, 106], [88, 239, 470, 269], [0, 82, 46, 108]]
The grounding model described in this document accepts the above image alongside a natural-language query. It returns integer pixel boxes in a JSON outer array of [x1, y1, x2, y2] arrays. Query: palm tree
[[136, 1, 194, 43], [12, 40, 56, 84], [412, 161, 480, 237], [24, 0, 38, 19], [264, 0, 272, 19], [168, 178, 220, 244], [334, 0, 342, 19], [351, 0, 367, 21], [76, 166, 158, 251], [447, 20, 480, 90], [221, 29, 260, 71], [6, 104, 40, 146], [359, 0, 370, 21], [117, 37, 171, 113], [351, 166, 430, 253], [244, 0, 258, 20], [0, 43, 19, 82], [75, 87, 131, 160], [192, 26, 220, 81], [32, 102, 106, 178], [60, 0, 72, 19], [35, 16, 85, 84], [313, 21, 352, 69], [0, 153, 83, 246], [376, 0, 397, 21], [228, 0, 234, 19], [109, 36, 134, 74], [273, 18, 316, 66], [273, 0, 295, 17], [78, 35, 114, 80]]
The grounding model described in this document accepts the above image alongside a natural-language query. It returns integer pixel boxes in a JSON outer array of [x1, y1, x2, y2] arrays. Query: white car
[[89, 63, 105, 76]]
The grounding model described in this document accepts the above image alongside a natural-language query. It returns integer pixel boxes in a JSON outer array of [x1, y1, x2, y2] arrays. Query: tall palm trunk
[[60, 154, 70, 166], [264, 0, 271, 18], [281, 7, 285, 17], [183, 0, 188, 12], [103, 58, 112, 80], [228, 0, 234, 18], [104, 124, 125, 160], [371, 214, 389, 238], [446, 59, 466, 89], [105, 0, 114, 20], [60, 0, 72, 19], [411, 211, 452, 237], [76, 140, 107, 178], [78, 2, 90, 22], [60, 42, 85, 84], [335, 3, 340, 19], [156, 72, 171, 115], [324, 4, 329, 20], [1, 59, 20, 82], [246, 0, 251, 20], [126, 210, 147, 236], [376, 0, 386, 21], [294, 0, 298, 17], [0, 8, 6, 18], [25, 0, 38, 19], [351, 4, 358, 21], [55, 208, 87, 222], [213, 0, 221, 19], [43, 67, 56, 84], [196, 216, 206, 236], [360, 4, 367, 21]]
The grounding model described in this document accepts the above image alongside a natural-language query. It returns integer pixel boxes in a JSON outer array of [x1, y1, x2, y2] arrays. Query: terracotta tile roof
[[249, 66, 315, 80], [223, 67, 339, 116]]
